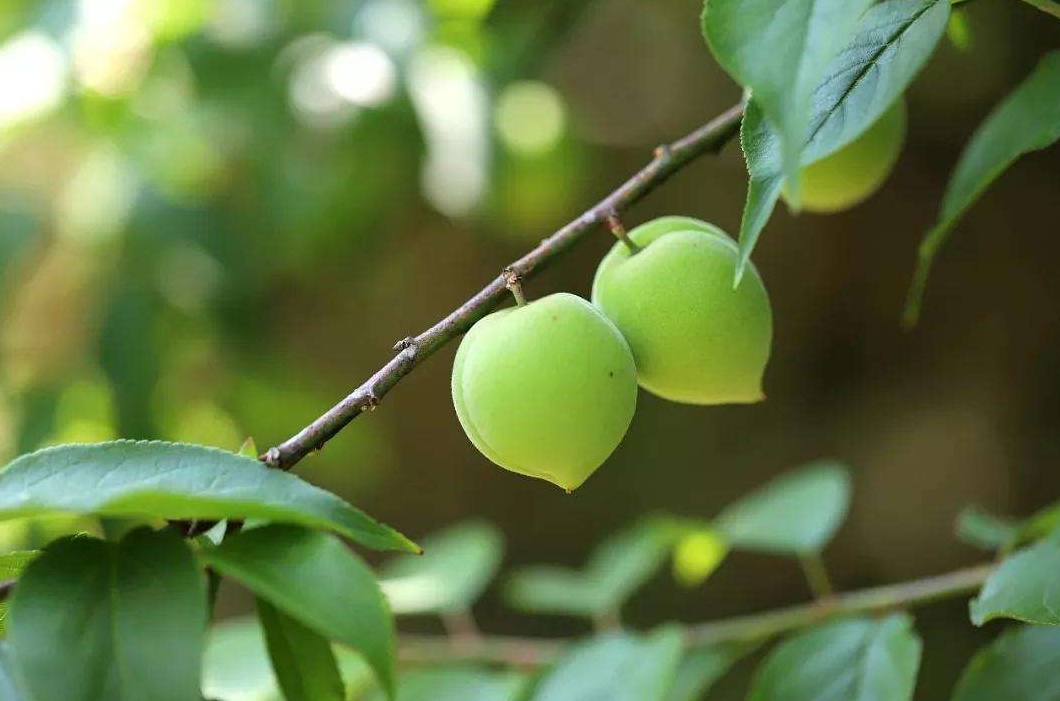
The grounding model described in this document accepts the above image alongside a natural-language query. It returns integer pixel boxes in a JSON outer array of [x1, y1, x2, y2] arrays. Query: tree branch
[[261, 102, 745, 472], [396, 563, 992, 666]]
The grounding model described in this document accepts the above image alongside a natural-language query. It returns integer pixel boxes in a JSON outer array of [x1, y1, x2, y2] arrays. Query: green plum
[[786, 101, 907, 213], [591, 217, 772, 405], [452, 292, 637, 491]]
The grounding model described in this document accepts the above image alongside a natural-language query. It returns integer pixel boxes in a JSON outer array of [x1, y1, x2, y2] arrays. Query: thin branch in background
[[397, 563, 992, 666], [261, 102, 746, 473]]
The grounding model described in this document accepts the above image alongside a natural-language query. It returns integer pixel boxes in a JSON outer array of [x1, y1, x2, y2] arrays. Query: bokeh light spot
[[495, 81, 567, 157]]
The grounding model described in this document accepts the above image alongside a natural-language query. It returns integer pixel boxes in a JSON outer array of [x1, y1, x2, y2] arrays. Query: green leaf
[[0, 643, 29, 701], [506, 520, 673, 617], [906, 50, 1060, 325], [735, 0, 949, 276], [715, 460, 851, 555], [531, 627, 684, 701], [256, 599, 344, 701], [955, 506, 1019, 552], [951, 625, 1060, 701], [379, 521, 503, 615], [0, 441, 417, 553], [1017, 0, 1060, 19], [7, 529, 206, 701], [703, 0, 873, 208], [380, 668, 528, 701], [0, 552, 40, 637], [970, 535, 1060, 626], [203, 617, 377, 701], [665, 642, 756, 701], [199, 524, 396, 698], [749, 615, 922, 701]]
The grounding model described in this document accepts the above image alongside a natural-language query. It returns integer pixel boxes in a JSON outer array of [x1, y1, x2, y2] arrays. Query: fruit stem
[[504, 268, 528, 307], [605, 212, 641, 255]]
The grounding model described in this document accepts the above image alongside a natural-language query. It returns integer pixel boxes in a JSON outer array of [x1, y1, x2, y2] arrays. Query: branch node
[[503, 267, 528, 307], [262, 447, 282, 468], [393, 336, 417, 352], [362, 392, 380, 412], [654, 144, 672, 160]]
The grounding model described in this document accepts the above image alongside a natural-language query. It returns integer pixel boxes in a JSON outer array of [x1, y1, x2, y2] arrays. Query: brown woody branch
[[261, 102, 746, 472], [396, 563, 992, 666]]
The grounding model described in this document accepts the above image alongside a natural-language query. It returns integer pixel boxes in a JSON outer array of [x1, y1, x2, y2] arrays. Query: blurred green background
[[0, 0, 1058, 697]]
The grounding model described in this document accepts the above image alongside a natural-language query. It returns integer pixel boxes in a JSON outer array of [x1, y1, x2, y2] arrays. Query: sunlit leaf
[[715, 461, 851, 555], [951, 625, 1060, 701], [199, 525, 396, 698], [7, 529, 206, 701], [749, 615, 921, 701], [379, 521, 503, 615], [734, 0, 949, 276], [0, 441, 417, 553], [970, 535, 1060, 626], [703, 0, 872, 209], [531, 627, 684, 701], [906, 50, 1060, 325]]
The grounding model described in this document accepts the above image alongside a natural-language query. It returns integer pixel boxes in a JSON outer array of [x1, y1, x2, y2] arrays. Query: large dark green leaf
[[257, 599, 344, 701], [199, 525, 396, 698], [734, 0, 949, 276], [951, 625, 1060, 701], [506, 520, 673, 618], [970, 535, 1060, 626], [906, 50, 1060, 325], [531, 627, 684, 701], [7, 529, 206, 701], [749, 615, 921, 701], [715, 461, 851, 555], [0, 441, 417, 552], [703, 0, 872, 209], [379, 521, 503, 615]]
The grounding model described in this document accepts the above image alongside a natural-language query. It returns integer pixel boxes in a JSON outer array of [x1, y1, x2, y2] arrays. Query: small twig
[[262, 102, 745, 472], [397, 563, 992, 665], [798, 552, 835, 600], [504, 268, 528, 307]]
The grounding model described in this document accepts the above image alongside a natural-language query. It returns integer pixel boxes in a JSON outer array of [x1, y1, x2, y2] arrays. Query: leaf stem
[[397, 563, 992, 665], [798, 552, 835, 600]]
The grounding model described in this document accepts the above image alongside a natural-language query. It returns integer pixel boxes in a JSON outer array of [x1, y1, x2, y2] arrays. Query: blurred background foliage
[[0, 0, 1057, 698]]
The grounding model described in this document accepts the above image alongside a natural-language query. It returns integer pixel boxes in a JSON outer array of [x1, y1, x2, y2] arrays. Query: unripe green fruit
[[452, 292, 638, 491], [591, 217, 772, 405], [786, 101, 907, 213]]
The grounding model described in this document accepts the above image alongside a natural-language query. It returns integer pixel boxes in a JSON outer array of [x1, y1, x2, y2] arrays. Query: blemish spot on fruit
[[608, 371, 615, 378]]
